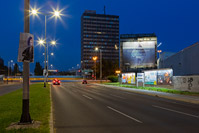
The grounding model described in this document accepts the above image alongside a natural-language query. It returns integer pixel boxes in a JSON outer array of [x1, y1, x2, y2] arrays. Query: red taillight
[[58, 81, 61, 83], [53, 81, 55, 83]]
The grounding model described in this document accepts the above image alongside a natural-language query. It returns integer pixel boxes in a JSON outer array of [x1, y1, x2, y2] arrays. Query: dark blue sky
[[0, 0, 198, 74]]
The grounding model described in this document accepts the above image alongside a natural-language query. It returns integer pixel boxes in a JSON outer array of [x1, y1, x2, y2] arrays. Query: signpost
[[137, 73, 145, 87]]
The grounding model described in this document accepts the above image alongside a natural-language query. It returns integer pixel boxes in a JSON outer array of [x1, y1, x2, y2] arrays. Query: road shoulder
[[94, 83, 199, 104]]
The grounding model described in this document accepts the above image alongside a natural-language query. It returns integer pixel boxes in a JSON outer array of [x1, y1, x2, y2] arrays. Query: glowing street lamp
[[51, 41, 56, 45], [31, 7, 63, 87], [92, 56, 98, 80], [31, 9, 38, 15], [157, 50, 162, 59], [95, 47, 102, 81], [54, 11, 60, 17]]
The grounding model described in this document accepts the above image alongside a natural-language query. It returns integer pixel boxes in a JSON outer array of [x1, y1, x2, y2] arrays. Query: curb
[[49, 85, 54, 133], [94, 84, 199, 104]]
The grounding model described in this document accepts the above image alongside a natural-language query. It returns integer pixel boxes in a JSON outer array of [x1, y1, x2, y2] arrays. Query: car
[[52, 79, 61, 85], [82, 79, 87, 84]]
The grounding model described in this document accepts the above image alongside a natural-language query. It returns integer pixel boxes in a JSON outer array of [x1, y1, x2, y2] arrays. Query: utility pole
[[100, 49, 102, 81], [20, 0, 32, 123]]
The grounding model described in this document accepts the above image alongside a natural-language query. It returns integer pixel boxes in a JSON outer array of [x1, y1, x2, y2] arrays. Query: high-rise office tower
[[81, 10, 119, 76]]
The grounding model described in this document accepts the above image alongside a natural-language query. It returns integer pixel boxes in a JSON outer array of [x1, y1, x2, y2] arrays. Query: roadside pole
[[20, 0, 32, 123]]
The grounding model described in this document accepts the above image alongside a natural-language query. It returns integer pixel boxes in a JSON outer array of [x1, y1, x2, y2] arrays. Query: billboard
[[157, 69, 173, 85], [144, 69, 173, 85], [123, 41, 156, 68], [122, 73, 136, 84], [144, 71, 157, 85]]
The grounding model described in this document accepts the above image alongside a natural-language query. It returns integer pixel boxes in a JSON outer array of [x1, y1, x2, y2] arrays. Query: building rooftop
[[120, 33, 156, 38], [82, 10, 119, 18]]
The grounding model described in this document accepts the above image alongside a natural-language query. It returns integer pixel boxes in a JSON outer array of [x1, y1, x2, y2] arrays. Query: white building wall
[[160, 43, 199, 76]]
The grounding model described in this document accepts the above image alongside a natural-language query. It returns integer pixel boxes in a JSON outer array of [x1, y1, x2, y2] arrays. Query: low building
[[159, 42, 199, 76], [158, 52, 175, 68]]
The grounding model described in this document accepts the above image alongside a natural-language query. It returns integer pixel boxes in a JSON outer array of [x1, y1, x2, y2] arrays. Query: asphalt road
[[0, 83, 22, 96], [51, 82, 199, 133]]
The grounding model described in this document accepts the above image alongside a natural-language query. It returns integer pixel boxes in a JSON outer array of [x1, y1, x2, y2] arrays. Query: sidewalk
[[94, 83, 199, 104], [0, 82, 22, 87]]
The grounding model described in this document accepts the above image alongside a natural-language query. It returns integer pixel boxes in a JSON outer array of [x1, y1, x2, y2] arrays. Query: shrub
[[107, 75, 118, 82]]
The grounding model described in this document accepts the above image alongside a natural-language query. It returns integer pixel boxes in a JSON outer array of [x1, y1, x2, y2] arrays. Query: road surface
[[0, 83, 22, 96], [51, 82, 199, 133]]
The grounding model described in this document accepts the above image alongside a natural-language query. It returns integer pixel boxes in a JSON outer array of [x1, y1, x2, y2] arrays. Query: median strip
[[107, 106, 142, 123], [153, 105, 199, 118]]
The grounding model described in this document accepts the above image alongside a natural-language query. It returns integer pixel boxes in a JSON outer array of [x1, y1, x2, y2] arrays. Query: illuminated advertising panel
[[144, 69, 173, 85], [122, 73, 136, 84], [123, 41, 156, 68], [144, 71, 157, 85], [157, 69, 173, 85]]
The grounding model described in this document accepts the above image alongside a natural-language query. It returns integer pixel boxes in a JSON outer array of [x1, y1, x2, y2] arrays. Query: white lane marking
[[153, 105, 199, 118], [107, 106, 142, 123], [83, 95, 93, 100], [110, 94, 126, 99]]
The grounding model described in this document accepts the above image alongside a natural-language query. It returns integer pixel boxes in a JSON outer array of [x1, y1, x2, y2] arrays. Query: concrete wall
[[173, 76, 199, 92]]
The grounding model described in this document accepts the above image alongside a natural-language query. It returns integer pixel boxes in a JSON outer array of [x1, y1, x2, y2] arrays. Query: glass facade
[[81, 10, 119, 69]]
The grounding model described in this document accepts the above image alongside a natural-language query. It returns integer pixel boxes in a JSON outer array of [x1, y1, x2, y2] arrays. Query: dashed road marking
[[107, 106, 142, 123], [153, 105, 199, 118]]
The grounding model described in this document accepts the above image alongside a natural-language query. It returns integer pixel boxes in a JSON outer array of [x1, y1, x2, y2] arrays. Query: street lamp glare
[[54, 11, 60, 17], [93, 56, 98, 61], [39, 40, 44, 45], [51, 41, 56, 45], [95, 47, 99, 51], [32, 9, 38, 15]]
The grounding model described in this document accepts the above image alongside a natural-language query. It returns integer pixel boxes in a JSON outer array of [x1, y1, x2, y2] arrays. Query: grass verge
[[0, 83, 51, 133], [104, 82, 199, 95]]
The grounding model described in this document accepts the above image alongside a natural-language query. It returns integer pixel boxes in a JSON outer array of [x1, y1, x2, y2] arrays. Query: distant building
[[81, 10, 119, 70], [0, 57, 3, 66], [158, 52, 175, 68], [159, 42, 199, 76], [120, 33, 157, 73], [0, 57, 5, 75]]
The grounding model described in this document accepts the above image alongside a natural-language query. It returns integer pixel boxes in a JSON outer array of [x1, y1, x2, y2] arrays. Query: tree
[[92, 59, 119, 79], [13, 63, 20, 76], [34, 62, 43, 76]]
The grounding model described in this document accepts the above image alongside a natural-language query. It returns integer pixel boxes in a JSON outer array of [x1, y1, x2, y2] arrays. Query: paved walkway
[[94, 83, 199, 104]]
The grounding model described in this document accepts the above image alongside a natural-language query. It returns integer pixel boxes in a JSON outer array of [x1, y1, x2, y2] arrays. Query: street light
[[7, 60, 13, 77], [92, 56, 98, 80], [37, 38, 57, 83], [157, 50, 162, 59], [31, 7, 62, 87], [95, 47, 102, 81]]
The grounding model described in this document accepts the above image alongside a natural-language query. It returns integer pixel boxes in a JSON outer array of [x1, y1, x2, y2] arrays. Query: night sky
[[0, 0, 198, 74]]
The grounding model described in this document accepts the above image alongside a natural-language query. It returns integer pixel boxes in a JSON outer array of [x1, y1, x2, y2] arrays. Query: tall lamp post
[[38, 40, 56, 81], [31, 9, 61, 87], [157, 50, 162, 59], [92, 56, 97, 80], [7, 60, 13, 77], [95, 47, 102, 80], [20, 0, 32, 123]]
